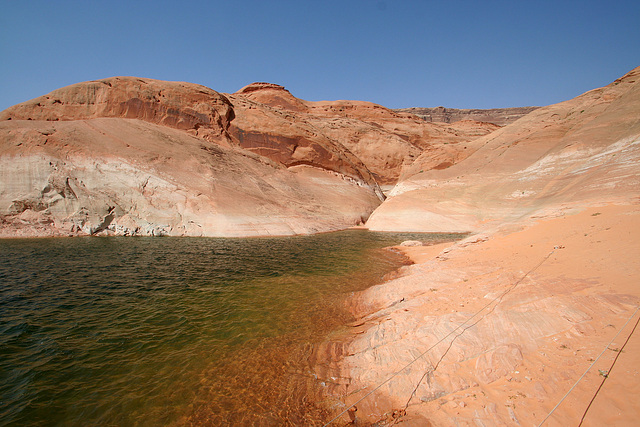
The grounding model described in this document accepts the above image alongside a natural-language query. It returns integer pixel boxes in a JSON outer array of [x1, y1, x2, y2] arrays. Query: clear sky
[[1, 0, 638, 111]]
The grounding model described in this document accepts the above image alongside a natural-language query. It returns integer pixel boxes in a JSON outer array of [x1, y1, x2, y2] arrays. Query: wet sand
[[317, 203, 640, 426]]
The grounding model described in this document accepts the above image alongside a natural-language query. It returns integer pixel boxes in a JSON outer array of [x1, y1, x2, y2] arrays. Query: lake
[[0, 231, 462, 426]]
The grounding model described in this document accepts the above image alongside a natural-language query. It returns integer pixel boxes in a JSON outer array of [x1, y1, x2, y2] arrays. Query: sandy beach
[[317, 202, 640, 426]]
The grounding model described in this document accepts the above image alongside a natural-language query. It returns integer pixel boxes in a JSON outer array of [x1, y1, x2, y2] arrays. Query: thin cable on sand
[[537, 304, 640, 426], [323, 248, 557, 426]]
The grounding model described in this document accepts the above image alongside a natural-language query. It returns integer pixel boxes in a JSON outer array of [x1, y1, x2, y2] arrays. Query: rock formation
[[231, 83, 499, 186], [0, 77, 500, 237], [367, 66, 640, 232], [395, 106, 539, 126], [0, 117, 386, 237], [0, 77, 385, 237]]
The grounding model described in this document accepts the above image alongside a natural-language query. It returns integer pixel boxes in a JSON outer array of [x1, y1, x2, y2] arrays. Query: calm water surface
[[0, 231, 462, 426]]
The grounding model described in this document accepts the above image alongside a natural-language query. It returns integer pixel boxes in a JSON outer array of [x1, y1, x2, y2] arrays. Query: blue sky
[[1, 0, 638, 111]]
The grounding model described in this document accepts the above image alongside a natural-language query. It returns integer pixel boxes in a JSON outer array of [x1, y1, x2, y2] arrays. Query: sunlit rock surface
[[231, 82, 499, 186], [0, 75, 505, 237], [367, 66, 640, 233], [315, 67, 640, 426], [0, 78, 387, 237]]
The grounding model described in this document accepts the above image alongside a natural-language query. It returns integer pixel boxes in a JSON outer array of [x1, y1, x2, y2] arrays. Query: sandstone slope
[[315, 67, 640, 425], [367, 66, 640, 232], [319, 204, 640, 426]]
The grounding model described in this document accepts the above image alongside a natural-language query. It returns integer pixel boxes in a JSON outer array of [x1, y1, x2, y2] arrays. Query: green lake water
[[0, 231, 462, 426]]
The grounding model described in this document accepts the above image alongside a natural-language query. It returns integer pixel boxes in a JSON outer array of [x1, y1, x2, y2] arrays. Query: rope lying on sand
[[323, 247, 559, 426], [538, 304, 640, 426]]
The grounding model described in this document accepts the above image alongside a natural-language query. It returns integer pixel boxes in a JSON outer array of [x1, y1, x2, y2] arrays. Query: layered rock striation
[[395, 106, 539, 126]]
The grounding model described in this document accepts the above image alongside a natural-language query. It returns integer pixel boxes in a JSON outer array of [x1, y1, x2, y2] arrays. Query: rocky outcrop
[[367, 66, 640, 232], [395, 106, 539, 126], [0, 77, 394, 237], [0, 77, 236, 142], [235, 82, 309, 112], [231, 84, 499, 185]]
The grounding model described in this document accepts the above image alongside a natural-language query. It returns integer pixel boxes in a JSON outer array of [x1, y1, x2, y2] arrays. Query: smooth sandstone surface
[[366, 66, 640, 233], [318, 204, 640, 426], [314, 67, 640, 426]]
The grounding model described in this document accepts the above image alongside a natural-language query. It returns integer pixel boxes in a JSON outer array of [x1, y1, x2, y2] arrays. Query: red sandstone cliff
[[0, 78, 384, 237], [231, 82, 499, 185]]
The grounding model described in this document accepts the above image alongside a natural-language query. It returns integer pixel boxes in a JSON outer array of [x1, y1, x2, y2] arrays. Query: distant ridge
[[394, 106, 539, 126]]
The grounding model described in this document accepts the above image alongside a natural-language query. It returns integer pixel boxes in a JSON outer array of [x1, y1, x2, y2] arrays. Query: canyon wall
[[395, 106, 539, 126], [3, 67, 636, 240], [0, 77, 500, 237]]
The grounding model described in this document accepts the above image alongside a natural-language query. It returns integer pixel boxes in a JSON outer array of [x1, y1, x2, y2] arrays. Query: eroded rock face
[[1, 77, 416, 237], [226, 94, 382, 193], [0, 74, 543, 238], [367, 66, 640, 232], [395, 106, 540, 126], [230, 84, 499, 185], [0, 77, 236, 143], [0, 110, 382, 237]]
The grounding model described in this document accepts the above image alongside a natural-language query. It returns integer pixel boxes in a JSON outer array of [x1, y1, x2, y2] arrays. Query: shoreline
[[0, 223, 463, 240], [317, 202, 640, 426]]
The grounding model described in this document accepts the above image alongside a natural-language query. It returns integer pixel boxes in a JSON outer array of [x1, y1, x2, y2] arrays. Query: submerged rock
[[399, 240, 423, 247]]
